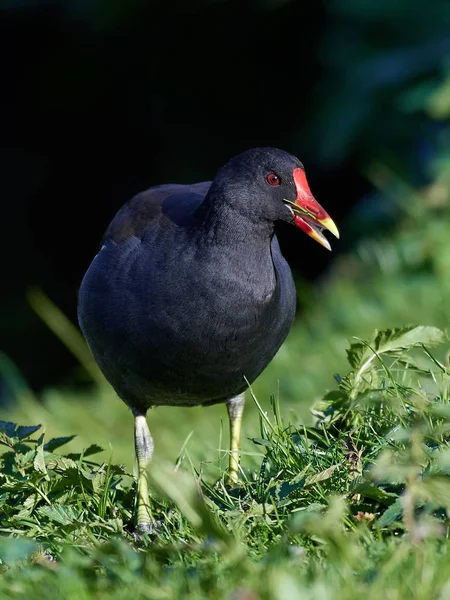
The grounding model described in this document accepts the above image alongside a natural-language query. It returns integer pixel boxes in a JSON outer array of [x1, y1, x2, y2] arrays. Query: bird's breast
[[79, 232, 295, 407]]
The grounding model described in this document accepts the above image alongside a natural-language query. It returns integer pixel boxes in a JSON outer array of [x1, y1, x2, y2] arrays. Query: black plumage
[[78, 147, 338, 532]]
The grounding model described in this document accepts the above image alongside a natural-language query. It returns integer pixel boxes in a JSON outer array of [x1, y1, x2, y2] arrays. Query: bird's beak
[[285, 167, 339, 251]]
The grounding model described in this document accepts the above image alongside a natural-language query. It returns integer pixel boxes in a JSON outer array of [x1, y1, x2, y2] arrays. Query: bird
[[77, 147, 339, 533]]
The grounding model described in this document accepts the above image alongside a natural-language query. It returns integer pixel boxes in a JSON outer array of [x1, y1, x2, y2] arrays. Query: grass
[[1, 158, 450, 598], [2, 325, 450, 599]]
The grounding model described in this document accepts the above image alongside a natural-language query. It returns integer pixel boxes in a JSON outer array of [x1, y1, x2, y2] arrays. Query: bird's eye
[[266, 173, 280, 186]]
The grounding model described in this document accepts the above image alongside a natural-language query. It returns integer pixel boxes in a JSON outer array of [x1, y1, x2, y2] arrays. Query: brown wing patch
[[104, 182, 211, 244]]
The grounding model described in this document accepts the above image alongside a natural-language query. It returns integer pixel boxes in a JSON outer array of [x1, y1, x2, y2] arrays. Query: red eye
[[266, 173, 280, 186]]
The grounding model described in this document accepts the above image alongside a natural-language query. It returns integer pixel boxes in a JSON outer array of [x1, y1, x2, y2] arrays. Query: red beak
[[289, 168, 339, 251]]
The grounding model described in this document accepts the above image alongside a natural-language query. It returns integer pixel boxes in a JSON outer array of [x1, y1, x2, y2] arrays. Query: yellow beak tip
[[321, 218, 340, 240]]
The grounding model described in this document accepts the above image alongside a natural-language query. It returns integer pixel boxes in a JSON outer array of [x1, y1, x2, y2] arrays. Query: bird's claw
[[132, 520, 161, 542]]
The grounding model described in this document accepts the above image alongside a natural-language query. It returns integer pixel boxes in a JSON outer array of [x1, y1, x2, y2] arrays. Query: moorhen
[[78, 147, 338, 532]]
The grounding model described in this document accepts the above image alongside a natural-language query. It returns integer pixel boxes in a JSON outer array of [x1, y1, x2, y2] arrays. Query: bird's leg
[[133, 411, 155, 533], [226, 394, 245, 484]]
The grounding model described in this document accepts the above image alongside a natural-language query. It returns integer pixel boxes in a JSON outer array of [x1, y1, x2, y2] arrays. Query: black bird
[[78, 148, 338, 532]]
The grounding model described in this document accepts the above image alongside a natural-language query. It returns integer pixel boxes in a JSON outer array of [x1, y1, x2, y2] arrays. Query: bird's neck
[[196, 190, 275, 248]]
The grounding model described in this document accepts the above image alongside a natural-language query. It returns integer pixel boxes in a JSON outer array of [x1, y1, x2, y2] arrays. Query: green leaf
[[33, 441, 48, 477], [0, 421, 19, 438], [373, 326, 444, 353], [15, 495, 39, 519], [313, 391, 349, 415], [38, 504, 80, 526], [15, 425, 42, 440], [275, 467, 310, 502], [0, 421, 43, 442], [353, 326, 444, 371], [351, 480, 398, 504], [420, 475, 450, 510], [348, 326, 444, 371], [82, 443, 104, 457], [0, 433, 15, 449], [304, 464, 339, 487], [345, 326, 445, 395], [377, 497, 403, 528], [276, 480, 306, 505], [250, 438, 272, 448], [395, 353, 433, 373], [247, 501, 274, 517], [45, 455, 78, 471], [44, 435, 76, 451], [322, 390, 348, 403], [346, 342, 367, 369], [66, 444, 104, 460], [83, 470, 107, 494]]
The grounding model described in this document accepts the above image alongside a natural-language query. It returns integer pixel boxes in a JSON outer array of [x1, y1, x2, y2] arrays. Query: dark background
[[2, 0, 449, 390]]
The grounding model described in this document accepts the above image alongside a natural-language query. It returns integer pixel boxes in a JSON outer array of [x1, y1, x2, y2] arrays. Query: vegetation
[[2, 322, 450, 598]]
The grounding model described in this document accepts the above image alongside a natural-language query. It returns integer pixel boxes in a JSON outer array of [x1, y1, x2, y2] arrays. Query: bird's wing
[[104, 182, 212, 244]]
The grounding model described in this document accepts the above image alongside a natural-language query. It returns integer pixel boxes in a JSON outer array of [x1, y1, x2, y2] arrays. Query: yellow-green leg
[[226, 394, 245, 484], [134, 412, 155, 533]]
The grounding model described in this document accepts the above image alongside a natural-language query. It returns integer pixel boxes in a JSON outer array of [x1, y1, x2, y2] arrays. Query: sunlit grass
[[2, 326, 450, 599]]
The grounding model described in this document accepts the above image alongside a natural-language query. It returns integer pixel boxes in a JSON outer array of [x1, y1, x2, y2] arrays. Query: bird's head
[[211, 147, 339, 250]]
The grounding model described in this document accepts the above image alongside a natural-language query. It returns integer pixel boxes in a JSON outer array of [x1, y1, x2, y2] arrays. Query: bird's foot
[[226, 474, 240, 487], [130, 519, 162, 542], [137, 520, 160, 535], [226, 479, 245, 493]]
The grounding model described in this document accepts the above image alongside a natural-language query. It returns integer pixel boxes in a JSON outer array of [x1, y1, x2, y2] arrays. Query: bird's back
[[78, 183, 296, 413]]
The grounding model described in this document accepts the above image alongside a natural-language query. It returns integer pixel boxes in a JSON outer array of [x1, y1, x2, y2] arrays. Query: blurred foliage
[[314, 0, 450, 169]]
